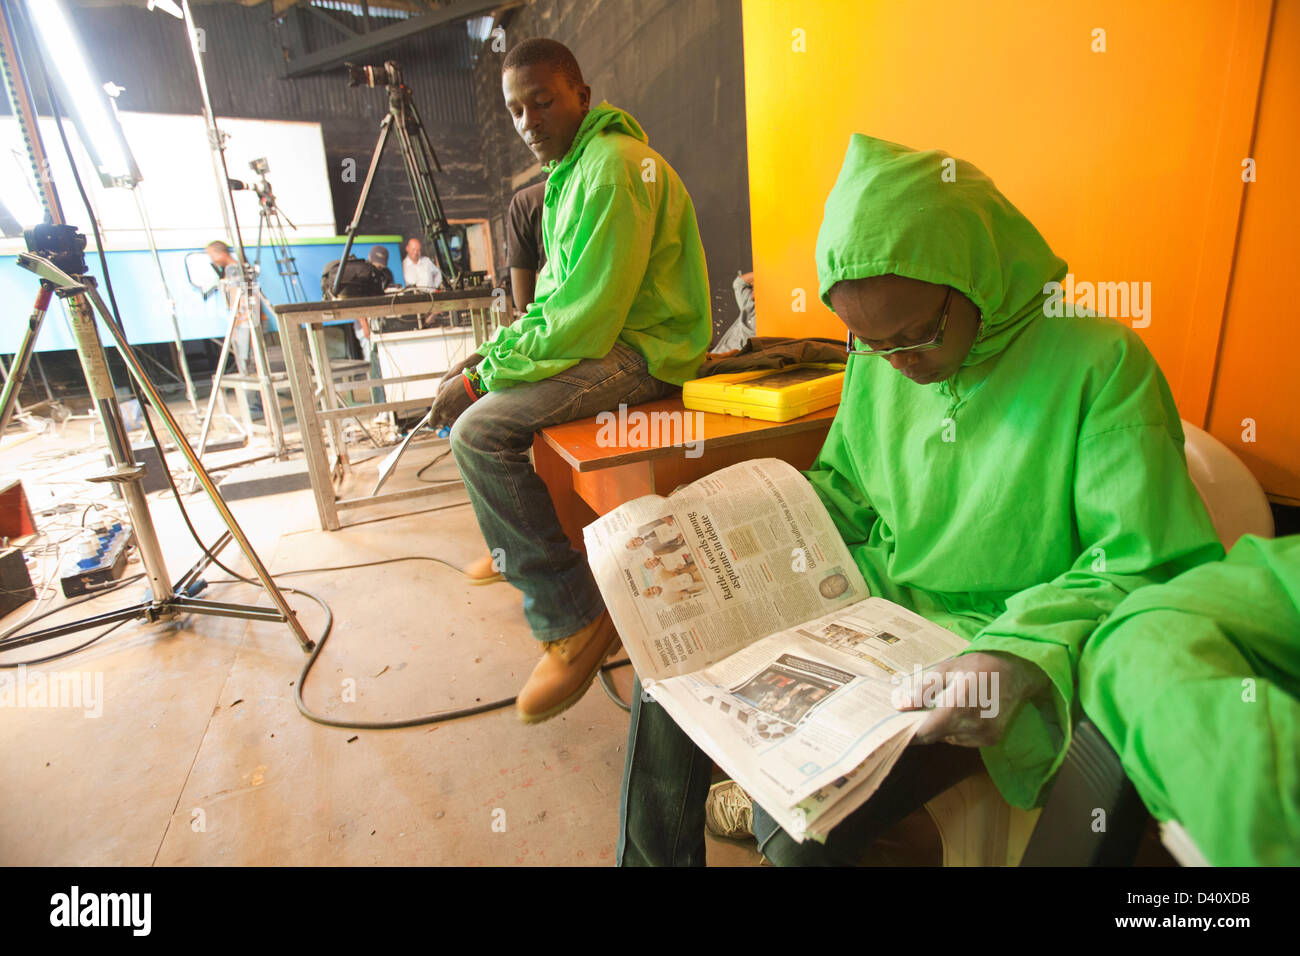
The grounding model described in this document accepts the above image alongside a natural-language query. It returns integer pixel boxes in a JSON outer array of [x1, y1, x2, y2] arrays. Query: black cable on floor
[[415, 446, 459, 483], [204, 554, 633, 728], [0, 573, 144, 667]]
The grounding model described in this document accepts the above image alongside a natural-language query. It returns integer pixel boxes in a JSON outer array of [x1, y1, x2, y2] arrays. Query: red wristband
[[462, 372, 480, 402]]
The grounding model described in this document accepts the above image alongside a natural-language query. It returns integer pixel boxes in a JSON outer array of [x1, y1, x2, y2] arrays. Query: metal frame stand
[[251, 164, 305, 303], [275, 290, 500, 530], [191, 274, 289, 467]]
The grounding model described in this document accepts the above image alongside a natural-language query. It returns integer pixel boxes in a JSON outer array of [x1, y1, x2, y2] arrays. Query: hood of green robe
[[546, 102, 648, 176], [815, 134, 1068, 369]]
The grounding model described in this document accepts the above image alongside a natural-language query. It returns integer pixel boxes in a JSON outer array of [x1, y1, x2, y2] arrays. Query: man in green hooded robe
[[617, 134, 1224, 866], [1081, 533, 1300, 865]]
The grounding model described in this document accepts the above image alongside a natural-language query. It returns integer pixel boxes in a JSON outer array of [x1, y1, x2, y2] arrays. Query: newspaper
[[584, 459, 968, 842]]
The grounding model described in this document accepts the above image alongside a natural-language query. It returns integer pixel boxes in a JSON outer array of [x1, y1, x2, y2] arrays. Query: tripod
[[191, 262, 288, 453], [2, 231, 313, 654], [332, 60, 460, 295], [249, 160, 306, 303]]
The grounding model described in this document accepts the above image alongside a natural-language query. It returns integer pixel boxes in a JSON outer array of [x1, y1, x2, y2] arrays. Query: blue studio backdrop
[[0, 235, 403, 354]]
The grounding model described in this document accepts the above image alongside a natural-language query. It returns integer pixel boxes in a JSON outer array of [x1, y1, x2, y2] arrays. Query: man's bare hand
[[892, 651, 1049, 748]]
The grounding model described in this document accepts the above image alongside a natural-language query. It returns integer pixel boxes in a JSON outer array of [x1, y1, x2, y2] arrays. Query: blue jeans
[[449, 344, 675, 641], [616, 677, 984, 865]]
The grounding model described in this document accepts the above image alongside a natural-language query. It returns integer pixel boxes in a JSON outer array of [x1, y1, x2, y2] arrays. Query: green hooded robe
[[808, 134, 1224, 809], [477, 103, 712, 391], [1081, 533, 1300, 865]]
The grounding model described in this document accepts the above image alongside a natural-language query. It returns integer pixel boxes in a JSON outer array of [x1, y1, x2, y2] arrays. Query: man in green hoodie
[[429, 39, 712, 724], [617, 134, 1223, 865], [1080, 533, 1300, 865]]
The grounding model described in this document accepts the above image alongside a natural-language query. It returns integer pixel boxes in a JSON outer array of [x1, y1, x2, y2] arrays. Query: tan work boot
[[516, 612, 621, 724], [463, 552, 503, 586]]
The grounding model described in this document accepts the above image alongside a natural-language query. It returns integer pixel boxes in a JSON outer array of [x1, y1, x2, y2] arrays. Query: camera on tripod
[[24, 223, 87, 278], [346, 61, 402, 89]]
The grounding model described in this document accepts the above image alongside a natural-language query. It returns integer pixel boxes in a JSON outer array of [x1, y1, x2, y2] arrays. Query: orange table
[[534, 397, 838, 552]]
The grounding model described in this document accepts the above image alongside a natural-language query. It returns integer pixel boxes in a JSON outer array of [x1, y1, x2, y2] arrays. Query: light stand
[[188, 263, 289, 480], [105, 81, 200, 418], [0, 0, 311, 654], [159, 0, 287, 459], [247, 158, 306, 303]]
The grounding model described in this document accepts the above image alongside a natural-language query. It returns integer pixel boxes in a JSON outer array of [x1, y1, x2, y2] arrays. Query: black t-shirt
[[506, 181, 547, 272]]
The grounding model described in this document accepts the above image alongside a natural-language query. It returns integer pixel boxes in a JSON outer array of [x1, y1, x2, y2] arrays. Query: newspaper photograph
[[583, 459, 870, 681], [649, 598, 967, 808]]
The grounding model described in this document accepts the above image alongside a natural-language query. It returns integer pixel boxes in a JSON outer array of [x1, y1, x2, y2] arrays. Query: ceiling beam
[[301, 3, 360, 39], [280, 0, 501, 77]]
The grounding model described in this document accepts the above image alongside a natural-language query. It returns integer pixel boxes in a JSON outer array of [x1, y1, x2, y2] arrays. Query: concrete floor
[[0, 411, 762, 866]]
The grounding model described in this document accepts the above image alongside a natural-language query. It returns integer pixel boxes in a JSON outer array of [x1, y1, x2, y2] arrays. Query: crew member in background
[[353, 245, 394, 405], [205, 239, 263, 418], [368, 244, 395, 288], [427, 38, 712, 724], [401, 236, 443, 290], [507, 180, 547, 315]]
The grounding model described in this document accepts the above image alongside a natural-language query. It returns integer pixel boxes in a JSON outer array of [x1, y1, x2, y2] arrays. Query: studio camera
[[346, 61, 402, 89]]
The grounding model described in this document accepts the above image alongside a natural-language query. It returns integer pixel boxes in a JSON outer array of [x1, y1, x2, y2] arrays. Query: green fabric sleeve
[[478, 183, 653, 390], [1082, 608, 1300, 864], [1079, 535, 1300, 864], [967, 420, 1223, 809]]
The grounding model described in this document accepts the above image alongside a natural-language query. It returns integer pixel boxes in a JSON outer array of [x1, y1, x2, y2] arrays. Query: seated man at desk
[[429, 38, 711, 723], [401, 237, 443, 291], [617, 134, 1224, 865]]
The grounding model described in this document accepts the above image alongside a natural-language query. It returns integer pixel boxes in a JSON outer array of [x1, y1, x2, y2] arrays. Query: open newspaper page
[[649, 597, 969, 843], [583, 459, 869, 681]]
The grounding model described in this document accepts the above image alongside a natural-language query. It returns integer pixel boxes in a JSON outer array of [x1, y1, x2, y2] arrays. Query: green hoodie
[[1080, 534, 1300, 865], [808, 135, 1223, 808], [476, 103, 712, 390]]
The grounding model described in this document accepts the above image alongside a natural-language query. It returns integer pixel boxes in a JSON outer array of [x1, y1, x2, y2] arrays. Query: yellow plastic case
[[682, 363, 846, 423]]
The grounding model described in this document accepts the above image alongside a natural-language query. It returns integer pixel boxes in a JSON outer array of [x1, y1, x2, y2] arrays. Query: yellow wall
[[741, 0, 1298, 501]]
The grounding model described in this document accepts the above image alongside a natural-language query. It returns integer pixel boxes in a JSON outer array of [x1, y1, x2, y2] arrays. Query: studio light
[[26, 0, 139, 187], [146, 0, 184, 19]]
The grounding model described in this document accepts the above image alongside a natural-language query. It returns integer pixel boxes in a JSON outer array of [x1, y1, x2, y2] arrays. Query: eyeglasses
[[846, 286, 953, 357]]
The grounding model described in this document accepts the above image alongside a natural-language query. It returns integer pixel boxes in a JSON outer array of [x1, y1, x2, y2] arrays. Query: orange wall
[[1206, 0, 1300, 503], [741, 0, 1297, 500]]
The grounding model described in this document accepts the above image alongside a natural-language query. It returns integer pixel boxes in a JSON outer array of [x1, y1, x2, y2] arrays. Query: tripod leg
[[332, 114, 393, 296], [0, 284, 52, 435], [193, 288, 245, 475], [82, 284, 315, 651], [247, 286, 287, 457], [398, 99, 459, 287]]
